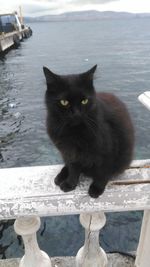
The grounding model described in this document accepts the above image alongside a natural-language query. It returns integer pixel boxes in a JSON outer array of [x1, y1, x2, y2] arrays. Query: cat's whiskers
[[86, 116, 98, 129]]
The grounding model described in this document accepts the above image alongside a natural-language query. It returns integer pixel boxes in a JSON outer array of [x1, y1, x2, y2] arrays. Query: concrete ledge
[[0, 254, 135, 267], [0, 159, 150, 220]]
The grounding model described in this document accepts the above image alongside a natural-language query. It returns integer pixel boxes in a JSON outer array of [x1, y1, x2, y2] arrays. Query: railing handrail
[[0, 159, 150, 220]]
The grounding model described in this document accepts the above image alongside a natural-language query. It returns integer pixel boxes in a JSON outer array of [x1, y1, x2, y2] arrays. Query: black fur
[[43, 65, 134, 198]]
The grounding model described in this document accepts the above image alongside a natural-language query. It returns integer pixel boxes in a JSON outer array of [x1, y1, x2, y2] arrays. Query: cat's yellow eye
[[81, 99, 88, 105], [60, 100, 69, 106]]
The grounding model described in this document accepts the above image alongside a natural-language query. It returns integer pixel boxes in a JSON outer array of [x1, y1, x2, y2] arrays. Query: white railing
[[138, 91, 150, 111], [0, 159, 150, 267]]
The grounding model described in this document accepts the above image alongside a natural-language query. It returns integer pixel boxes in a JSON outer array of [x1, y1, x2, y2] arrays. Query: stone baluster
[[14, 216, 52, 267], [76, 212, 108, 267], [135, 210, 150, 267]]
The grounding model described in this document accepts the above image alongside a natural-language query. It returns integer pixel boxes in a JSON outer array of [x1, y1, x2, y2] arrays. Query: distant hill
[[24, 10, 150, 23]]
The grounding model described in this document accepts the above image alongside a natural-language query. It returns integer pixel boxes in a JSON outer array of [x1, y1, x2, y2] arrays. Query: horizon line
[[25, 9, 150, 18]]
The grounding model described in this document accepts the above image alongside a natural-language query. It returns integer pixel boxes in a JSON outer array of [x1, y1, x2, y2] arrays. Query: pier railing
[[0, 159, 150, 267]]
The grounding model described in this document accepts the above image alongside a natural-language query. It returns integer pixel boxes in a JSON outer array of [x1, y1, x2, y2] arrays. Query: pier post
[[14, 216, 52, 267], [76, 212, 108, 267], [135, 210, 150, 267]]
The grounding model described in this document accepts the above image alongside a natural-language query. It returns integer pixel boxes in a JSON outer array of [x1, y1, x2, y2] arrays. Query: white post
[[14, 216, 52, 267], [135, 210, 150, 267], [76, 212, 108, 267]]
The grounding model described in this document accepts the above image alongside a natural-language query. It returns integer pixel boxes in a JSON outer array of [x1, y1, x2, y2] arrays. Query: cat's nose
[[71, 109, 82, 125], [73, 108, 80, 117]]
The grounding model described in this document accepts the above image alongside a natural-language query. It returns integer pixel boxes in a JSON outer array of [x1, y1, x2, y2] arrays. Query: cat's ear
[[81, 64, 97, 80], [86, 65, 97, 77], [43, 66, 59, 85]]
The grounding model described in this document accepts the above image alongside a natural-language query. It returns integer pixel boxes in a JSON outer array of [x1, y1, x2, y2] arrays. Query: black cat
[[43, 65, 134, 198]]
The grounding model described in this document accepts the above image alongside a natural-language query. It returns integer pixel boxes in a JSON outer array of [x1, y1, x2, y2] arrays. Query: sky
[[0, 0, 150, 17]]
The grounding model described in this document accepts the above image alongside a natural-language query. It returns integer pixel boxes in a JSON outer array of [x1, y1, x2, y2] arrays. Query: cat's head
[[43, 65, 97, 126]]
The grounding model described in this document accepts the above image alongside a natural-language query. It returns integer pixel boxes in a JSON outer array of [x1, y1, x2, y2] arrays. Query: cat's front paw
[[54, 174, 65, 186], [88, 183, 105, 198], [60, 180, 76, 192], [54, 166, 68, 186]]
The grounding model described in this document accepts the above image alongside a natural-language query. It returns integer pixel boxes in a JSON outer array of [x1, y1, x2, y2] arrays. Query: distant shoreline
[[24, 10, 150, 23]]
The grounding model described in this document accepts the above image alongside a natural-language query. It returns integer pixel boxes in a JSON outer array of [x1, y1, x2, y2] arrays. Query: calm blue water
[[0, 18, 150, 258]]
